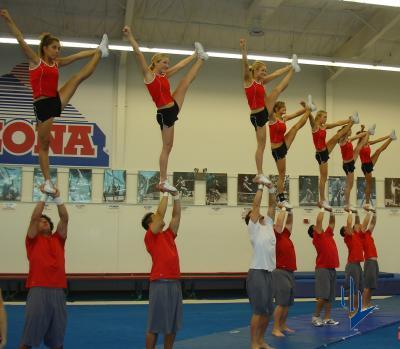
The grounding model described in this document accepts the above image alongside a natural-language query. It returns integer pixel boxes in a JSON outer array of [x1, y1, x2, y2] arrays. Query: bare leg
[[324, 302, 331, 320], [258, 316, 272, 349], [159, 126, 174, 182], [326, 120, 353, 154], [281, 307, 294, 333], [264, 69, 295, 115], [146, 332, 158, 349], [172, 58, 204, 109], [364, 172, 373, 205], [276, 158, 286, 195], [362, 288, 372, 308], [371, 138, 392, 166], [314, 298, 325, 317], [59, 50, 101, 109], [319, 162, 328, 203], [353, 133, 369, 161], [255, 126, 267, 174], [272, 306, 285, 337], [344, 171, 354, 207], [37, 118, 54, 181], [284, 110, 310, 149], [164, 333, 176, 349]]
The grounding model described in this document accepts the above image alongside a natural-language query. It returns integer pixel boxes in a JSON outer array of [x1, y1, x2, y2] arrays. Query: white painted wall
[[0, 47, 399, 274]]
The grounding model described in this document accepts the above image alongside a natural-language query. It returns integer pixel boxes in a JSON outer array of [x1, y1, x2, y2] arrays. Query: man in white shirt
[[245, 183, 280, 349]]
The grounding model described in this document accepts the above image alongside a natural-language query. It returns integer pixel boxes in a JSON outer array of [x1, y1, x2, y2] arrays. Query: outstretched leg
[[264, 69, 295, 115], [172, 58, 204, 110], [59, 50, 102, 109], [326, 120, 353, 154], [371, 138, 392, 166], [159, 126, 174, 183], [255, 126, 267, 175], [284, 110, 310, 149]]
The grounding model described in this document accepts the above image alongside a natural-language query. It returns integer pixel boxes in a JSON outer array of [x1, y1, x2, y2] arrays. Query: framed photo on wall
[[385, 178, 400, 207], [69, 169, 92, 203], [299, 175, 319, 206], [173, 172, 195, 205], [328, 176, 346, 207], [137, 171, 160, 204], [206, 173, 227, 205], [32, 168, 58, 202], [0, 167, 22, 201], [269, 174, 290, 202], [103, 169, 126, 202], [356, 177, 376, 208], [237, 174, 257, 205]]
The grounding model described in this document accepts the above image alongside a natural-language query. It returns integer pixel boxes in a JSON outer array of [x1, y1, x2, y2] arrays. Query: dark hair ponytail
[[38, 32, 60, 57]]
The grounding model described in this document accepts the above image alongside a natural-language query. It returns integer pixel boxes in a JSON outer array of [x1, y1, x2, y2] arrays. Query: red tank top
[[145, 74, 174, 108], [312, 128, 327, 151], [340, 140, 354, 162], [269, 118, 286, 144], [359, 144, 371, 164], [29, 59, 59, 99], [244, 80, 265, 110]]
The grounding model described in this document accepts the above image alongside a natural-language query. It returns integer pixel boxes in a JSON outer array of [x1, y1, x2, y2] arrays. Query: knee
[[39, 136, 50, 151], [162, 141, 174, 154], [257, 138, 266, 150]]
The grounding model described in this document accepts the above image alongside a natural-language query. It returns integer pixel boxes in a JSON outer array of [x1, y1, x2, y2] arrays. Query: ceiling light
[[1, 36, 400, 72], [342, 0, 400, 7]]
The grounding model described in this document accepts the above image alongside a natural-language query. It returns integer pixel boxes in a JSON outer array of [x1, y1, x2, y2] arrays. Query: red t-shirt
[[312, 227, 339, 269], [25, 232, 67, 288], [144, 228, 180, 281], [244, 80, 266, 110], [344, 231, 364, 263], [361, 230, 378, 259], [274, 228, 297, 271], [145, 74, 174, 108], [29, 59, 59, 99]]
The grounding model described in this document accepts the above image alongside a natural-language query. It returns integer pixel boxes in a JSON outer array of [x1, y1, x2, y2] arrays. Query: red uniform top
[[359, 144, 371, 164], [244, 80, 266, 110], [25, 232, 67, 288], [361, 230, 378, 259], [312, 227, 339, 269], [269, 119, 287, 144], [29, 59, 59, 99], [344, 232, 364, 263], [144, 228, 180, 281], [312, 128, 327, 151], [340, 140, 354, 162], [274, 228, 297, 271], [145, 74, 174, 108]]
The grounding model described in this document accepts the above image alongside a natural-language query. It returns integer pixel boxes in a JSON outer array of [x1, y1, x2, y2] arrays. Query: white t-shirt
[[247, 217, 276, 271]]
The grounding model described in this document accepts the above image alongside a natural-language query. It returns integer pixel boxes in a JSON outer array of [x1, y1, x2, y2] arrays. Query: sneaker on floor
[[312, 316, 324, 327], [368, 124, 376, 135], [323, 318, 339, 326], [390, 129, 397, 140], [291, 54, 301, 73], [252, 174, 272, 188], [320, 200, 332, 212], [307, 94, 317, 112], [98, 34, 109, 58], [158, 181, 177, 193], [194, 42, 209, 60], [351, 111, 359, 124], [43, 181, 56, 194]]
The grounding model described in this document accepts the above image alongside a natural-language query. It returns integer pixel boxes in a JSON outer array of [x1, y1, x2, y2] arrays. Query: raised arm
[[262, 65, 292, 84], [26, 195, 47, 239], [368, 212, 376, 233], [249, 185, 263, 223], [267, 189, 277, 221], [53, 190, 69, 240], [353, 211, 361, 232], [239, 38, 252, 87], [315, 210, 324, 233], [57, 49, 98, 67], [328, 211, 335, 230], [0, 289, 7, 349], [325, 119, 350, 129], [168, 193, 181, 236], [284, 101, 307, 121], [285, 210, 293, 232], [345, 212, 353, 234], [308, 112, 316, 130], [0, 9, 39, 65], [274, 208, 286, 233], [166, 53, 196, 78], [122, 25, 153, 82]]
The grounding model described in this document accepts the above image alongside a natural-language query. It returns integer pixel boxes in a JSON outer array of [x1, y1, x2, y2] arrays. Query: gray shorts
[[147, 280, 183, 334], [21, 287, 67, 348], [345, 262, 364, 293], [272, 269, 295, 306], [246, 269, 274, 316], [364, 259, 379, 290], [315, 268, 336, 303]]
